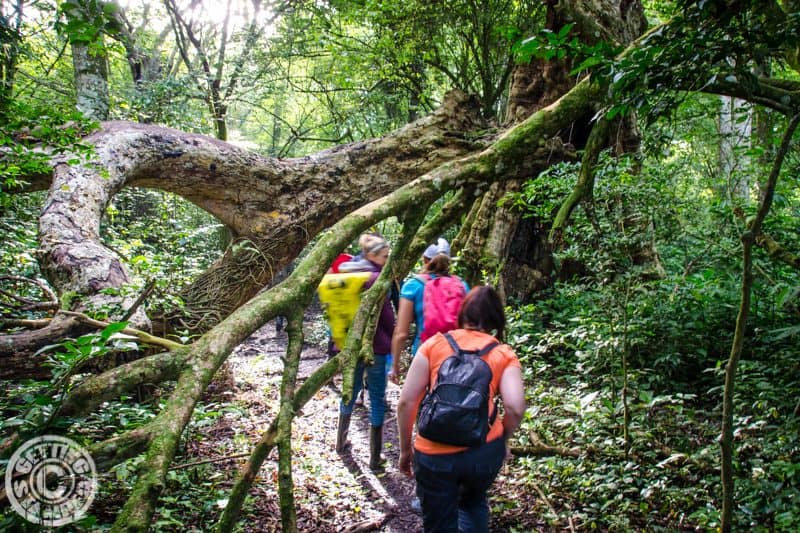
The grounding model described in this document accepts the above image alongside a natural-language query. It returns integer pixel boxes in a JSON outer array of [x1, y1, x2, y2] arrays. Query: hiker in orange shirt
[[397, 286, 526, 532]]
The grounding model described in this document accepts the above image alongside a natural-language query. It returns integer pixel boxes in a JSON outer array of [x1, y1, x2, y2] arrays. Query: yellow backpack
[[317, 272, 372, 350]]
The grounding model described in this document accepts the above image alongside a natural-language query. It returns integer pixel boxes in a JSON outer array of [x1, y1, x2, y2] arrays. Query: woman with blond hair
[[334, 233, 395, 470]]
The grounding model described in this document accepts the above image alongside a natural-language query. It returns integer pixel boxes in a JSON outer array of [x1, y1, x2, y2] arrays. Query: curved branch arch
[[47, 91, 483, 301], [1, 91, 487, 368]]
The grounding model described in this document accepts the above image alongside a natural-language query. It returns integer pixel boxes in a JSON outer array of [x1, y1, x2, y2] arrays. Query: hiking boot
[[335, 413, 351, 453], [369, 425, 384, 471]]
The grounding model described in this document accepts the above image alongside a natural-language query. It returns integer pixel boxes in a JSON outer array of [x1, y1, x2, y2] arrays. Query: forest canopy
[[1, 0, 799, 531]]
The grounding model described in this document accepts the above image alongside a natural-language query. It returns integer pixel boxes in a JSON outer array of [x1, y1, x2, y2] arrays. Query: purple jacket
[[342, 259, 395, 354]]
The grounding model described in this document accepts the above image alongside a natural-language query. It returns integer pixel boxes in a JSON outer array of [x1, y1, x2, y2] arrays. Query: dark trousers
[[413, 437, 506, 532]]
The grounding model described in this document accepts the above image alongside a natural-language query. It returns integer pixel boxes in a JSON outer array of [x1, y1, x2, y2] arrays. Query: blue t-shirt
[[399, 274, 470, 354]]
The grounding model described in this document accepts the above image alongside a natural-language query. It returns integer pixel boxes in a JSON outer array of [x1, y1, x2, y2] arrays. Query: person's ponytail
[[425, 254, 450, 276]]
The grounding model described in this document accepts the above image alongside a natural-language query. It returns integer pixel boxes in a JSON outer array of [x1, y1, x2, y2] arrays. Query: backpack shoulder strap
[[477, 340, 501, 426], [443, 332, 461, 353], [444, 333, 499, 357], [477, 341, 500, 357]]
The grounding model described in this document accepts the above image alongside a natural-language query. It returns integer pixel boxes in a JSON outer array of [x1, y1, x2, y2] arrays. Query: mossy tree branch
[[755, 232, 800, 271], [59, 350, 186, 417], [277, 310, 304, 532], [90, 425, 158, 472], [549, 118, 611, 244], [108, 74, 603, 531], [217, 188, 473, 530]]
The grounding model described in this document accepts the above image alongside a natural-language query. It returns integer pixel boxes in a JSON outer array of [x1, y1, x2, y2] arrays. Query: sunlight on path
[[218, 317, 422, 532]]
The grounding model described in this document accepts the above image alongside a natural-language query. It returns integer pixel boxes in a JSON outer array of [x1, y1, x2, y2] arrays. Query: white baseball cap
[[423, 237, 451, 259]]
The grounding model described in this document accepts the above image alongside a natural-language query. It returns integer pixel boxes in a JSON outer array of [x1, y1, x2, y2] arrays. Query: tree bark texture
[[0, 91, 486, 374], [60, 90, 480, 301], [71, 40, 110, 121], [0, 314, 79, 378], [458, 0, 647, 299]]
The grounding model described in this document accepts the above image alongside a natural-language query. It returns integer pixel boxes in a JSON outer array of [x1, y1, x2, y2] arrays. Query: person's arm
[[396, 353, 430, 477], [389, 297, 414, 382], [499, 365, 525, 458]]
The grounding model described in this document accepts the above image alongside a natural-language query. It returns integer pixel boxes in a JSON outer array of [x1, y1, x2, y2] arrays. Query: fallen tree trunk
[[51, 91, 484, 319], [1, 91, 486, 373]]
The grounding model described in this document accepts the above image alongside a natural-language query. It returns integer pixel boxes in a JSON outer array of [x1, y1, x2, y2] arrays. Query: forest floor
[[183, 307, 545, 532]]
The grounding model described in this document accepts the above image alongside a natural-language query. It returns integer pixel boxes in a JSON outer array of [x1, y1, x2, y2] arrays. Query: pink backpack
[[416, 274, 467, 342]]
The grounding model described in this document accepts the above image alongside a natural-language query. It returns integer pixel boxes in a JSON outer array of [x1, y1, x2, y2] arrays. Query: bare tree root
[[508, 431, 580, 458], [169, 239, 279, 333]]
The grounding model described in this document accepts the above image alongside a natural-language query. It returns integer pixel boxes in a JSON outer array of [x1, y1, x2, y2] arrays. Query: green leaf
[[101, 321, 129, 341], [571, 55, 604, 74]]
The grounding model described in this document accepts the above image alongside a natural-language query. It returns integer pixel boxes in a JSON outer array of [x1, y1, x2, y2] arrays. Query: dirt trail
[[201, 312, 423, 532]]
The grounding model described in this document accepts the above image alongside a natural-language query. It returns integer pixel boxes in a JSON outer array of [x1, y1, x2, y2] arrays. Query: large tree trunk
[[71, 41, 109, 121], [1, 91, 486, 371], [66, 0, 112, 121], [456, 0, 648, 299], [0, 0, 24, 114]]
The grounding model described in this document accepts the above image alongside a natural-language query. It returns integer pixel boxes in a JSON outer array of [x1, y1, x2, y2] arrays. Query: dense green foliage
[[499, 90, 800, 530], [102, 188, 224, 323], [1, 0, 799, 530]]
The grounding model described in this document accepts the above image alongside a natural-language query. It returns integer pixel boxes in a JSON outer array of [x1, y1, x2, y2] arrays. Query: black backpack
[[416, 333, 500, 447]]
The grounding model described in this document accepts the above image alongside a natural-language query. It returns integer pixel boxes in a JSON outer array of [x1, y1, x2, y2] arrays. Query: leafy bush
[[504, 123, 800, 529]]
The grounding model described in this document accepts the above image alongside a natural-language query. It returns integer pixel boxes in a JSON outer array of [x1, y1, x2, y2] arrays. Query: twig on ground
[[532, 481, 576, 533], [344, 514, 391, 532]]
